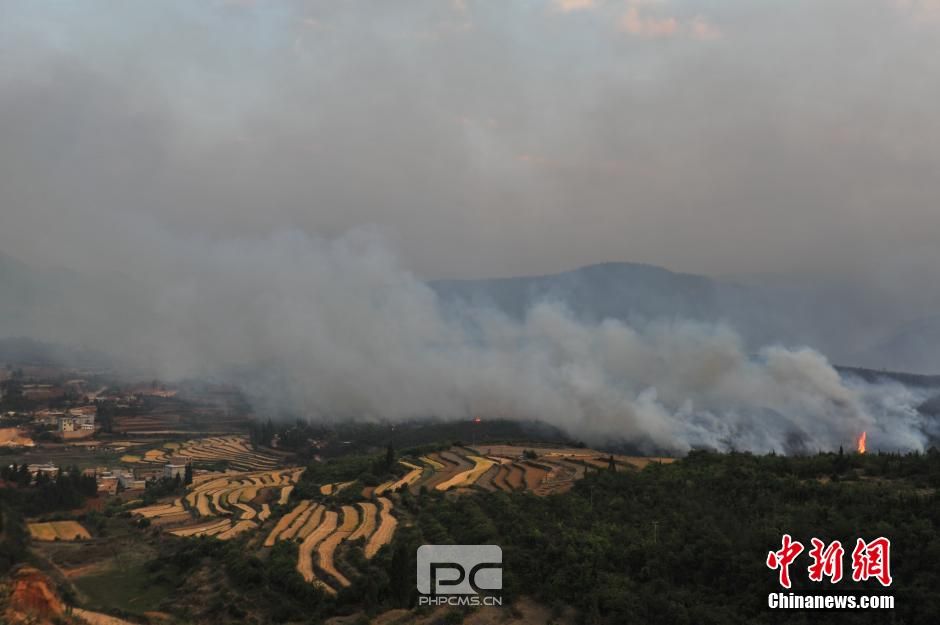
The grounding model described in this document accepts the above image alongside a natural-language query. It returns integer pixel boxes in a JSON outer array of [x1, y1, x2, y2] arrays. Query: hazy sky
[[2, 0, 940, 282]]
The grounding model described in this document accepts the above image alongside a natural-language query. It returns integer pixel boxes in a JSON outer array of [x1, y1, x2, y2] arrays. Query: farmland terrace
[[129, 441, 658, 598]]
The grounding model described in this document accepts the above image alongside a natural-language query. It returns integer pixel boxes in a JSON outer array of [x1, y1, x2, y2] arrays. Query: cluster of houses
[[23, 457, 191, 495], [31, 407, 97, 438], [93, 458, 191, 494]]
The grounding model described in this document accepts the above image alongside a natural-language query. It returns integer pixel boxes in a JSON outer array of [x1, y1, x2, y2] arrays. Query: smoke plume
[[33, 226, 928, 455]]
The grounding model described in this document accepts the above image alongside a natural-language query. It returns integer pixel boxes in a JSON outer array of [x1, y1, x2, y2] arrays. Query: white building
[[56, 412, 95, 432], [29, 462, 60, 478], [163, 457, 190, 479]]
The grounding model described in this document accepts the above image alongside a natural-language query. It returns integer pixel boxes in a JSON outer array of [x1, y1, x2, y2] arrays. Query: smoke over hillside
[[2, 2, 940, 453], [6, 227, 928, 454]]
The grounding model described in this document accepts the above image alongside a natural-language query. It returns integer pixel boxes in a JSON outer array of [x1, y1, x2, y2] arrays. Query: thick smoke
[[49, 227, 928, 454]]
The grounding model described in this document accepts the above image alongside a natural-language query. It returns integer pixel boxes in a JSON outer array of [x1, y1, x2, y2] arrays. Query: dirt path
[[73, 608, 140, 625]]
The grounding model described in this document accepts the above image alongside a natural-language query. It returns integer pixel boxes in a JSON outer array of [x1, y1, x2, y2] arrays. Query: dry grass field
[[375, 461, 424, 495], [217, 519, 259, 540], [297, 511, 338, 586], [521, 462, 549, 491], [348, 502, 377, 541], [27, 521, 91, 541], [168, 519, 231, 537], [264, 500, 312, 546], [364, 497, 397, 559], [435, 455, 496, 491], [0, 427, 36, 447], [297, 506, 326, 539]]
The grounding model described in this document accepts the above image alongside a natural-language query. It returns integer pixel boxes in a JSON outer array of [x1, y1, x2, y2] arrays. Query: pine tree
[[184, 462, 193, 485], [389, 541, 411, 606]]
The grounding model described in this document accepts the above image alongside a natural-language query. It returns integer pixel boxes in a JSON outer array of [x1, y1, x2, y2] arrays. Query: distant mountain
[[433, 262, 940, 374], [433, 262, 844, 358], [849, 316, 940, 375], [3, 251, 938, 375], [834, 365, 940, 388], [433, 262, 746, 323]]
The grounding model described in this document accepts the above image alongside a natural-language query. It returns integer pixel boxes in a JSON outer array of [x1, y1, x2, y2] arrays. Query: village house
[[33, 409, 66, 426], [29, 462, 60, 479], [93, 468, 119, 495], [97, 475, 118, 495], [112, 467, 146, 490], [163, 457, 190, 480], [136, 468, 163, 482], [120, 475, 147, 490], [56, 410, 95, 435]]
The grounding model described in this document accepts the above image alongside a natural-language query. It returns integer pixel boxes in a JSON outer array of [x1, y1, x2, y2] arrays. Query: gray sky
[[2, 0, 939, 282]]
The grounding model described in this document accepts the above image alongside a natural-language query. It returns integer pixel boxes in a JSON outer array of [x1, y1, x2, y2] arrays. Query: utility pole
[[652, 520, 659, 545]]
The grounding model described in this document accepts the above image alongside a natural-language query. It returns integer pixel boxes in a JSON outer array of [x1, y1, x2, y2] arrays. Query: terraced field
[[263, 496, 394, 594], [364, 497, 397, 559], [375, 460, 423, 495], [315, 505, 359, 592], [434, 455, 495, 491], [175, 436, 282, 470], [127, 438, 668, 596], [120, 435, 283, 471], [394, 444, 674, 496], [133, 466, 305, 538]]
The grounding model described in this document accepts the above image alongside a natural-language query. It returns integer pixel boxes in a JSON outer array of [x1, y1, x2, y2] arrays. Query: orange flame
[[857, 431, 867, 454]]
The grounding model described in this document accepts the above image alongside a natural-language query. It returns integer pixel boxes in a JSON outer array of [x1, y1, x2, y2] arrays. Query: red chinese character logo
[[807, 538, 844, 583], [767, 534, 804, 588], [851, 537, 892, 587]]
